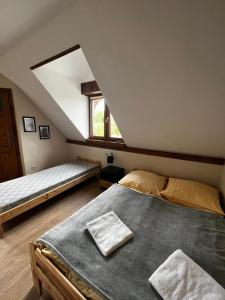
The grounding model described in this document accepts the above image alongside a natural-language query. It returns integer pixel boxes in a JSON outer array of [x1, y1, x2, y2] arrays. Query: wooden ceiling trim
[[30, 44, 81, 70], [66, 139, 224, 165]]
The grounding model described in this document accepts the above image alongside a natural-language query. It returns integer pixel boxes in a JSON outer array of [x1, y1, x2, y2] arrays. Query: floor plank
[[0, 177, 102, 300]]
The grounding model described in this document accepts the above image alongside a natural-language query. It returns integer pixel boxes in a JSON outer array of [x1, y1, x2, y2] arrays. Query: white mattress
[[0, 161, 99, 213]]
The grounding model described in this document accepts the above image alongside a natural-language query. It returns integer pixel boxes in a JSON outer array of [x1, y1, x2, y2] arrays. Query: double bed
[[30, 183, 225, 300], [0, 158, 100, 238]]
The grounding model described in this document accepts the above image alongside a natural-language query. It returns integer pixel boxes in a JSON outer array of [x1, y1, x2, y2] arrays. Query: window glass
[[92, 98, 105, 137], [110, 113, 122, 138]]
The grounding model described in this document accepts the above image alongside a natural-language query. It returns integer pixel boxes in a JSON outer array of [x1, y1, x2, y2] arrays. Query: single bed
[[0, 158, 100, 238], [30, 184, 225, 300]]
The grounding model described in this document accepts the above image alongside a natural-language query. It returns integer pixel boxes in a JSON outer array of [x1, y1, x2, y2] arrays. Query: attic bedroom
[[0, 1, 225, 299]]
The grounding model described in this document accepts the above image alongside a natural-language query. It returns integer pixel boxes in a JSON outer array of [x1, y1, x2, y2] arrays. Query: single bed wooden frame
[[0, 158, 101, 238], [30, 241, 87, 300]]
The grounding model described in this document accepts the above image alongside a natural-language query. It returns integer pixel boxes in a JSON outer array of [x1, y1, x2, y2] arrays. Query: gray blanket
[[38, 184, 225, 300], [0, 161, 99, 213]]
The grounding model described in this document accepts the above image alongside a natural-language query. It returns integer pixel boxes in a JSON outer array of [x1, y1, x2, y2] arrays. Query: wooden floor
[[0, 177, 102, 300]]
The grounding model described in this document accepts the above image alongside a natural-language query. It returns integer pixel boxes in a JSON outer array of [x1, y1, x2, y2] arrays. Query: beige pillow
[[118, 170, 167, 196], [160, 178, 224, 216]]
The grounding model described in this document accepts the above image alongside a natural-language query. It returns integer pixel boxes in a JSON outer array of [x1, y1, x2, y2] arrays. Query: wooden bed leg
[[30, 242, 42, 296], [0, 223, 3, 239]]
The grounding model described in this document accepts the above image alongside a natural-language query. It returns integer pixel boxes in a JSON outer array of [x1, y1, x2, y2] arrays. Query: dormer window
[[31, 45, 123, 144], [81, 80, 123, 142]]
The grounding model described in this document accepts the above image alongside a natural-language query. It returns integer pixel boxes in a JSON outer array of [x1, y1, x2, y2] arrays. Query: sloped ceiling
[[0, 0, 225, 157], [0, 0, 74, 56]]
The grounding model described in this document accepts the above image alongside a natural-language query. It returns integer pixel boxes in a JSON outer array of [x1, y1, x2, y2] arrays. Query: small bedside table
[[100, 165, 125, 189]]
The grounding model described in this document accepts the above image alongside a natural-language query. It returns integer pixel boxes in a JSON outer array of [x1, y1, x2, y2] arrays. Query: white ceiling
[[0, 0, 74, 56], [42, 48, 95, 82]]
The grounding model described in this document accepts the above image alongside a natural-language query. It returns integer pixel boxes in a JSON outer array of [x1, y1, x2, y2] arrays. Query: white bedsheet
[[149, 249, 225, 300], [86, 211, 133, 256]]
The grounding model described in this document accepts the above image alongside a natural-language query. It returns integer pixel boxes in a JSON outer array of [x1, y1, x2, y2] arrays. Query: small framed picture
[[39, 125, 50, 140], [23, 117, 36, 132]]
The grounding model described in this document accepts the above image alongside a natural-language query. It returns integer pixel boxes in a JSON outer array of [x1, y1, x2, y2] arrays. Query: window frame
[[89, 96, 123, 142]]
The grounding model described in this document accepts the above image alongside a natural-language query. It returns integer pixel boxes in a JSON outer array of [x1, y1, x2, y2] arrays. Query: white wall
[[0, 0, 224, 157], [68, 144, 223, 188], [0, 73, 68, 174], [33, 67, 89, 138]]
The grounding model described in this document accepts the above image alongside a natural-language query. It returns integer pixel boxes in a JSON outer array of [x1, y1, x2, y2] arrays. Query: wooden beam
[[30, 44, 81, 70], [66, 139, 225, 165], [81, 81, 101, 96]]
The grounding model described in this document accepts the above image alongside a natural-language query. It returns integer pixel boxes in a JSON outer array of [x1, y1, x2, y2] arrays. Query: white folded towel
[[149, 249, 225, 300], [86, 211, 133, 256]]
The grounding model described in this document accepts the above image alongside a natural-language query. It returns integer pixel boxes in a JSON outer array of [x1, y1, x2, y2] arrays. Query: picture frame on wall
[[23, 116, 36, 132], [39, 125, 50, 140]]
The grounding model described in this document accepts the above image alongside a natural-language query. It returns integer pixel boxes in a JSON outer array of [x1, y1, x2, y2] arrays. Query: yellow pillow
[[160, 178, 224, 216], [118, 170, 167, 196]]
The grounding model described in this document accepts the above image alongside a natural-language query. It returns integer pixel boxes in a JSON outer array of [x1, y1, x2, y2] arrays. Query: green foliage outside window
[[93, 111, 121, 138], [93, 111, 104, 136], [91, 97, 122, 139]]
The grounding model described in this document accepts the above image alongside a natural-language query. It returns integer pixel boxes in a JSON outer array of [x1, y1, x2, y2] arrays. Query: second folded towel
[[86, 211, 133, 256], [149, 249, 225, 300]]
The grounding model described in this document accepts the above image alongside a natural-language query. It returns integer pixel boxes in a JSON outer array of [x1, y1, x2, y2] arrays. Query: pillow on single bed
[[160, 178, 224, 216], [118, 170, 167, 196]]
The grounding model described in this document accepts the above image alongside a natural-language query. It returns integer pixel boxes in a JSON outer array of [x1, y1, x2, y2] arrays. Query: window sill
[[66, 138, 126, 150], [86, 138, 126, 149]]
